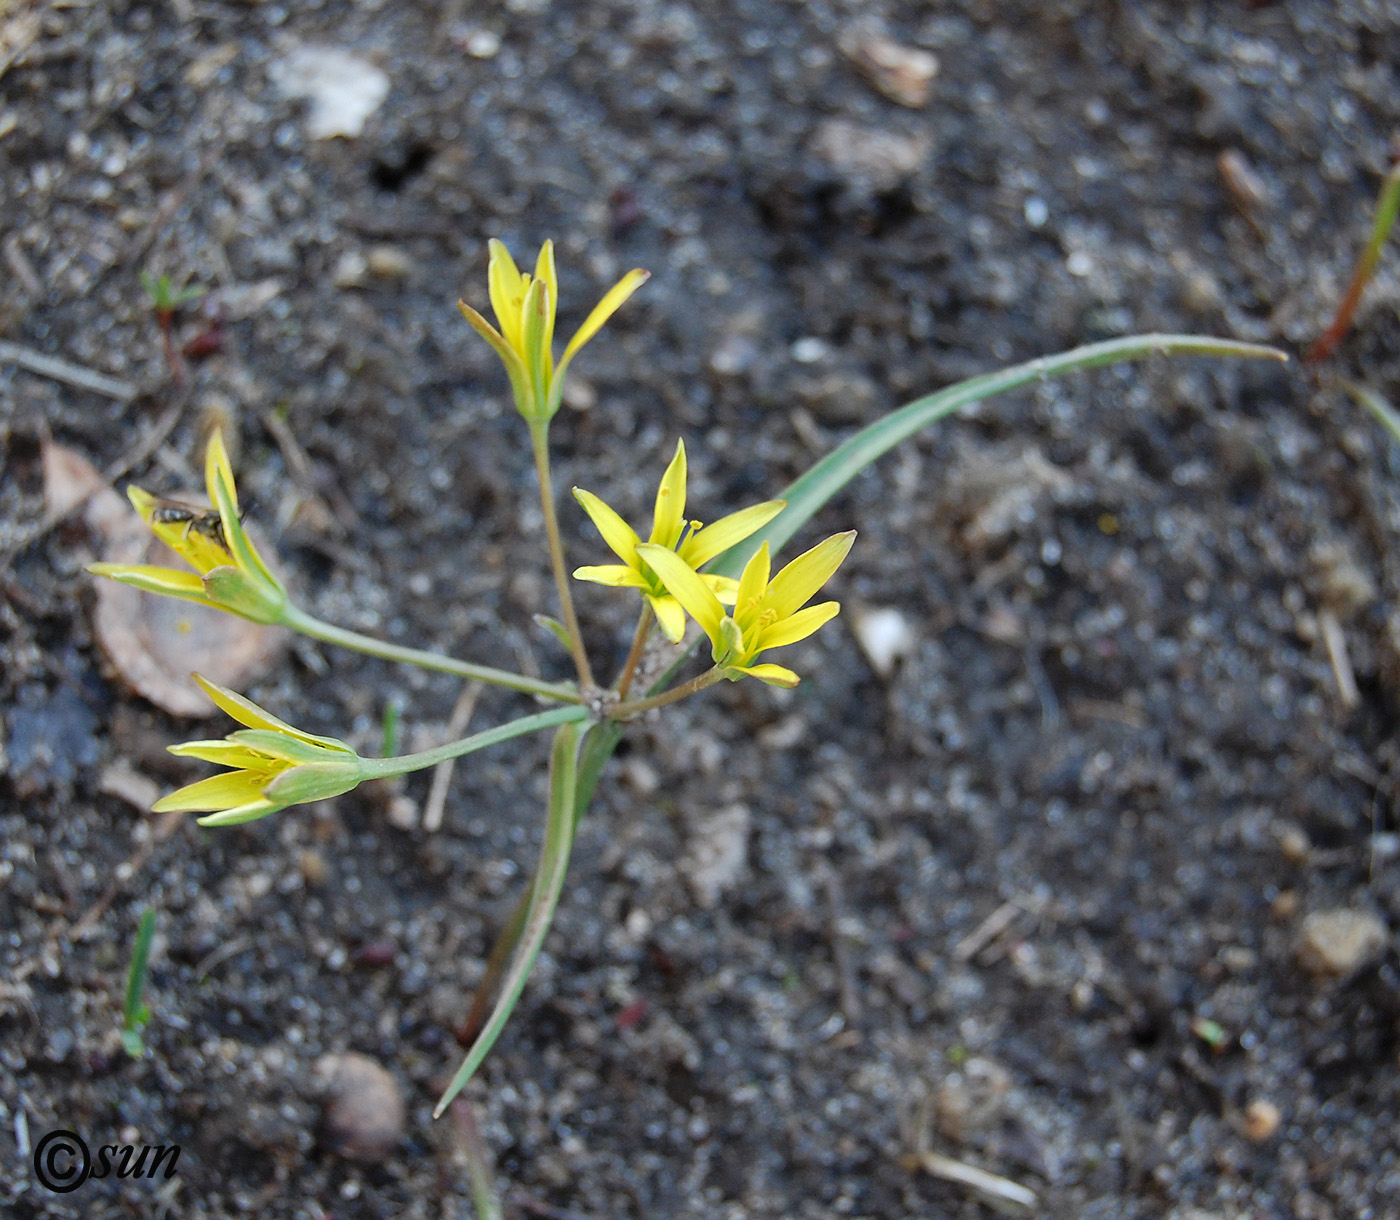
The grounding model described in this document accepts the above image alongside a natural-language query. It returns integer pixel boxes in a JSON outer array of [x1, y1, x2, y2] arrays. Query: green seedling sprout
[[140, 270, 207, 387], [1308, 154, 1400, 364], [121, 907, 157, 1058], [91, 238, 1288, 1118]]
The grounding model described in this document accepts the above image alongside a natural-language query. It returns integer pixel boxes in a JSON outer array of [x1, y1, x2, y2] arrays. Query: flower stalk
[[279, 603, 579, 703], [530, 421, 595, 691]]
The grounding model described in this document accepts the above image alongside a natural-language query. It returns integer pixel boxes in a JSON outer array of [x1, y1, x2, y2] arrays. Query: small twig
[[0, 339, 138, 403], [909, 1150, 1039, 1211], [952, 900, 1023, 962], [905, 1087, 1039, 1211], [423, 681, 484, 832], [1318, 608, 1360, 709], [193, 935, 254, 983]]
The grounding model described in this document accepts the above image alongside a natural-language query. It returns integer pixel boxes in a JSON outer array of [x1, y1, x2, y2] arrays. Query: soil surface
[[3, 2, 1399, 1217]]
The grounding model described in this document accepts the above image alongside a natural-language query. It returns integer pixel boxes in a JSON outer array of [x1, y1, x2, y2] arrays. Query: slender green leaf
[[1345, 380, 1400, 447], [710, 333, 1286, 579], [434, 721, 580, 1116]]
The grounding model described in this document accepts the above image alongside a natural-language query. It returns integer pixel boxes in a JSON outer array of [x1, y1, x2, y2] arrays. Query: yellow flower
[[636, 531, 856, 687], [153, 675, 365, 827], [572, 438, 786, 642], [459, 238, 649, 422], [88, 429, 287, 624]]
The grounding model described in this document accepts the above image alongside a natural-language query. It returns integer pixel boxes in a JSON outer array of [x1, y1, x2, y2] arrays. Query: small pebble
[[464, 29, 501, 59], [852, 606, 916, 678], [315, 1052, 405, 1162], [1242, 1098, 1281, 1141], [334, 250, 368, 288], [790, 336, 829, 364], [366, 245, 412, 280], [1275, 822, 1310, 864], [1297, 908, 1388, 978], [299, 850, 326, 887]]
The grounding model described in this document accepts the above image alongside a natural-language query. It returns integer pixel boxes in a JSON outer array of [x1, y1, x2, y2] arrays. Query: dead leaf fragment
[[42, 439, 107, 525], [839, 28, 939, 108]]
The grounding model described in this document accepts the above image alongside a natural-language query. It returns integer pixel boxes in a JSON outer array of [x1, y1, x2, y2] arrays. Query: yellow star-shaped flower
[[88, 429, 287, 624], [636, 531, 856, 687], [154, 675, 365, 827], [572, 439, 786, 642], [459, 239, 649, 422]]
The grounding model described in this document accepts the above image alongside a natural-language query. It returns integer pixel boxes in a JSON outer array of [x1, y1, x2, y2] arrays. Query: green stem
[[614, 609, 653, 698], [612, 668, 722, 718], [282, 604, 578, 703], [359, 705, 588, 780], [529, 421, 595, 690]]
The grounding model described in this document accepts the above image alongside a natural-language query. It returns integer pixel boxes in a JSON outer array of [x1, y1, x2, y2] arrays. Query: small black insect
[[149, 497, 231, 552]]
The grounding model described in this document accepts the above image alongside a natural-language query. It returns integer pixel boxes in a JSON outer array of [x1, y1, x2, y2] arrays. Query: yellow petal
[[127, 485, 159, 523], [191, 674, 347, 749], [522, 276, 552, 414], [204, 428, 239, 516], [700, 574, 740, 605], [205, 446, 282, 596], [754, 600, 840, 651], [487, 239, 528, 353], [86, 562, 213, 603], [458, 301, 534, 411], [152, 768, 269, 813], [646, 593, 687, 643], [684, 499, 786, 569], [555, 268, 650, 373], [731, 662, 801, 688], [572, 564, 649, 590], [533, 240, 558, 358], [734, 542, 771, 631], [763, 531, 856, 620], [635, 544, 725, 644], [649, 439, 687, 546], [572, 488, 640, 568], [168, 740, 282, 769]]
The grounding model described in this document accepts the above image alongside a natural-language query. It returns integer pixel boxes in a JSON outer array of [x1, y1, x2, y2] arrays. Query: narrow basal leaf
[[434, 721, 580, 1116], [709, 333, 1286, 579]]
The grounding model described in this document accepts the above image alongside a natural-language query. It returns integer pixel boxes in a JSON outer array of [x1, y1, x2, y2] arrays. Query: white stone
[[270, 46, 390, 140], [853, 606, 916, 678]]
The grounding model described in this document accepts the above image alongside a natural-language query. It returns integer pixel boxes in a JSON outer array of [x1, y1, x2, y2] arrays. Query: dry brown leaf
[[41, 438, 107, 525]]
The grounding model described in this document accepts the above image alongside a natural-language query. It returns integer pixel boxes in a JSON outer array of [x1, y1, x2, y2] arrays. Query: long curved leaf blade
[[710, 333, 1285, 579], [434, 721, 580, 1117]]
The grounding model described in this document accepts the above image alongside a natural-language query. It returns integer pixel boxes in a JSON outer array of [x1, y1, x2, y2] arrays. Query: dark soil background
[[3, 1, 1400, 1217]]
